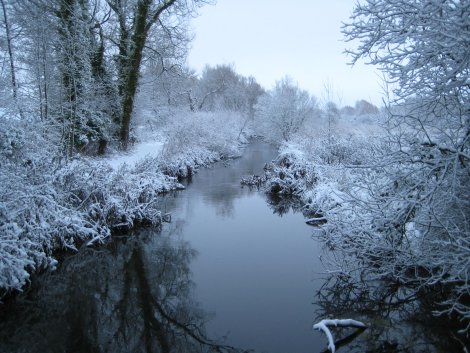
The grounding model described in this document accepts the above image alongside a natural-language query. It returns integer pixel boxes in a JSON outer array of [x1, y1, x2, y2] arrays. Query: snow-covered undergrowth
[[0, 110, 249, 295], [288, 125, 382, 217], [128, 108, 251, 178], [158, 111, 248, 178], [262, 114, 470, 330], [249, 118, 381, 219], [0, 153, 183, 294], [261, 148, 318, 197]]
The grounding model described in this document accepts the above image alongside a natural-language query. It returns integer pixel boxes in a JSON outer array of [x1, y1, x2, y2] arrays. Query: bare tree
[[0, 0, 24, 118], [0, 0, 18, 101], [255, 76, 317, 142]]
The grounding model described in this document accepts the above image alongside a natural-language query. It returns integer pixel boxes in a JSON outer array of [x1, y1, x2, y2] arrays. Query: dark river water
[[0, 140, 464, 353], [155, 141, 325, 353]]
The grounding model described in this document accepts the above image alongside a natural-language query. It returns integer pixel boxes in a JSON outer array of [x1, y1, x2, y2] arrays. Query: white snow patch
[[279, 141, 305, 159], [107, 140, 164, 169]]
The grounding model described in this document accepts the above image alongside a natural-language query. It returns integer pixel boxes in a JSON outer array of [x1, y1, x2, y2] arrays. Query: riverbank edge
[[0, 137, 251, 302], [255, 144, 470, 347], [241, 145, 321, 219]]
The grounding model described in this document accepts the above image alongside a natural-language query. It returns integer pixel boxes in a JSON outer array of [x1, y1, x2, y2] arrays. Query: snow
[[106, 139, 165, 170]]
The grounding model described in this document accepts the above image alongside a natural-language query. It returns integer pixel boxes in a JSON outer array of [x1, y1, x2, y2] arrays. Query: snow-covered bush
[[0, 202, 56, 293], [297, 130, 380, 167], [54, 158, 183, 237], [0, 119, 185, 294], [159, 110, 251, 179], [262, 145, 318, 197], [0, 156, 184, 294], [0, 124, 24, 157], [254, 127, 383, 218], [159, 147, 220, 179]]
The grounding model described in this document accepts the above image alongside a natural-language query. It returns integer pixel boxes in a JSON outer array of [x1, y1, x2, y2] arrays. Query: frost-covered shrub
[[159, 111, 250, 179], [0, 117, 60, 162], [0, 141, 184, 294], [0, 204, 56, 292], [314, 134, 375, 166], [0, 119, 62, 292], [159, 147, 220, 179], [294, 124, 382, 167], [263, 148, 318, 196], [263, 130, 386, 218], [0, 125, 24, 157], [240, 144, 320, 216], [54, 158, 184, 236], [0, 159, 66, 293]]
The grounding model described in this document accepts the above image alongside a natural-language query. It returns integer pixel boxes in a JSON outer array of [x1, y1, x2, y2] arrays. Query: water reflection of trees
[[204, 186, 240, 218], [264, 193, 305, 216], [0, 234, 247, 353], [314, 270, 469, 352]]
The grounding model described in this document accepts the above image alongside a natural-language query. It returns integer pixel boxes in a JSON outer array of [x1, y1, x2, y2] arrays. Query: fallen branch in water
[[313, 319, 367, 353], [305, 216, 327, 226]]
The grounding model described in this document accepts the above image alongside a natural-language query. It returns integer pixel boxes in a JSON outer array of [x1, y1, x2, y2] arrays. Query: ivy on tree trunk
[[109, 0, 177, 150]]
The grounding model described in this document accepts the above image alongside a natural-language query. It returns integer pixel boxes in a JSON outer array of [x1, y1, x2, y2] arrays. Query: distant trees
[[321, 0, 470, 325], [191, 64, 264, 115], [255, 77, 318, 142], [354, 99, 378, 115], [338, 100, 379, 116], [195, 64, 240, 111]]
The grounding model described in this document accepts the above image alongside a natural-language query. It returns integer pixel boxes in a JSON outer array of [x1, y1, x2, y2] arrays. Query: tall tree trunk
[[114, 0, 177, 150], [119, 1, 148, 149], [1, 0, 21, 115]]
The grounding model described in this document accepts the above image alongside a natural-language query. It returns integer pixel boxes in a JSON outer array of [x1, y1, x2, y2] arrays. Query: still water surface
[[156, 140, 325, 352]]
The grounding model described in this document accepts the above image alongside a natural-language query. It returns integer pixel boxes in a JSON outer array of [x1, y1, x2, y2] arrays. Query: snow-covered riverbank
[[0, 111, 250, 295], [257, 123, 470, 337]]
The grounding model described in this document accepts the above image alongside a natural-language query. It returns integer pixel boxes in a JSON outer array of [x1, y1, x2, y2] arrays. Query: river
[[0, 140, 463, 353], [156, 140, 325, 352]]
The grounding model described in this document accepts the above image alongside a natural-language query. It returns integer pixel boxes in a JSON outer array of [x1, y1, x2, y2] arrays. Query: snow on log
[[313, 319, 367, 353], [305, 216, 327, 226]]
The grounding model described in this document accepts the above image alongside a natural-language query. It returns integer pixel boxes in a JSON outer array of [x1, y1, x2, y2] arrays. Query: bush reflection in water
[[313, 265, 469, 353], [0, 232, 246, 353], [246, 186, 468, 352]]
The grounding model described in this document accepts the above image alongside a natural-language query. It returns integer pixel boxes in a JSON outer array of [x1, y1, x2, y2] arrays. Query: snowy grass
[[106, 140, 165, 170]]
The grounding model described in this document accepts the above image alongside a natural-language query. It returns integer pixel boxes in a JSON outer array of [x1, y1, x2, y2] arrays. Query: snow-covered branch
[[313, 319, 367, 353]]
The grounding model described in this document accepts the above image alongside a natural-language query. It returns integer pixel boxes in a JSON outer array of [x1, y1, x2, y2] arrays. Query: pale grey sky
[[187, 0, 384, 107]]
